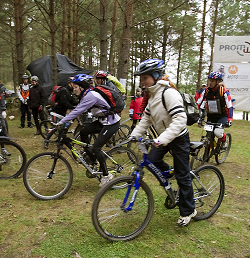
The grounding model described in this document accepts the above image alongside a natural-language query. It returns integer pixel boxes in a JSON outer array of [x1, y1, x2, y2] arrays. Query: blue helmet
[[72, 74, 93, 88], [134, 59, 165, 80], [208, 71, 224, 80]]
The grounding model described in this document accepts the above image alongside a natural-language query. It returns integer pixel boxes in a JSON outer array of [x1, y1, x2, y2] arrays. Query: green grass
[[0, 103, 250, 258]]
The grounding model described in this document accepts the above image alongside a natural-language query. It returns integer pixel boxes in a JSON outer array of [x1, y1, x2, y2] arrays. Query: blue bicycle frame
[[122, 141, 176, 211]]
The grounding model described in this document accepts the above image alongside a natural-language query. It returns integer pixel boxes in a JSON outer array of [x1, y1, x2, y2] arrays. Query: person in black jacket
[[52, 78, 79, 116], [28, 76, 46, 135], [44, 77, 79, 149]]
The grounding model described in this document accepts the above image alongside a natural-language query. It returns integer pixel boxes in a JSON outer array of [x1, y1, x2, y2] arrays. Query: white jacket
[[131, 80, 188, 146]]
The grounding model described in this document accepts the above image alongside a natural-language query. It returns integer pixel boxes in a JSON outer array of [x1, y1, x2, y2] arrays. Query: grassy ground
[[0, 102, 250, 258]]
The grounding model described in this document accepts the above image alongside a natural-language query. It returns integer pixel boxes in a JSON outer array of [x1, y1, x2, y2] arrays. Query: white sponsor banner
[[214, 36, 250, 62], [213, 63, 250, 111]]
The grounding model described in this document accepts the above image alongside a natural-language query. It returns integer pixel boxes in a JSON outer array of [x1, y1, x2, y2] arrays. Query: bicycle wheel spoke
[[106, 147, 138, 178], [92, 176, 154, 241], [0, 141, 26, 179], [23, 153, 73, 200], [192, 165, 224, 220]]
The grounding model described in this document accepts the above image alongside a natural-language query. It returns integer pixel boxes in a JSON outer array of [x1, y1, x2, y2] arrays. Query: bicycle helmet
[[67, 77, 74, 83], [208, 71, 224, 80], [31, 75, 39, 81], [72, 74, 93, 88], [134, 59, 165, 77], [22, 74, 29, 80], [94, 70, 108, 78]]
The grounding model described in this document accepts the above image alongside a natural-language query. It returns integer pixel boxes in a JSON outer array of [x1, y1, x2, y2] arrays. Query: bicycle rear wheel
[[40, 120, 57, 140], [0, 140, 26, 179], [113, 124, 131, 145], [92, 175, 154, 241], [106, 146, 139, 178], [23, 152, 73, 200], [192, 165, 225, 220], [215, 132, 232, 164]]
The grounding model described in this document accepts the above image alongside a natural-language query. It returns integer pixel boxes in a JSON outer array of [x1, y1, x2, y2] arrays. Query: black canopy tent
[[26, 54, 93, 96]]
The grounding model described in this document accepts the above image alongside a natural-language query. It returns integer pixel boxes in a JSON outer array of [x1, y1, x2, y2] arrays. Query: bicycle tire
[[23, 152, 73, 200], [92, 175, 154, 241], [39, 120, 57, 140], [192, 165, 225, 221], [74, 124, 82, 137], [215, 132, 232, 164], [106, 146, 139, 178], [113, 124, 131, 145], [190, 141, 209, 170], [0, 140, 26, 179]]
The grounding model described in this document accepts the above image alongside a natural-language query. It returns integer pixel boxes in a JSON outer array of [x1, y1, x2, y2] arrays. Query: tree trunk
[[209, 0, 219, 75], [61, 0, 67, 55], [196, 0, 207, 90], [109, 0, 118, 74], [14, 0, 24, 85], [176, 24, 185, 90], [49, 0, 57, 88], [117, 0, 134, 80], [99, 0, 108, 70], [72, 1, 77, 63], [67, 0, 72, 59]]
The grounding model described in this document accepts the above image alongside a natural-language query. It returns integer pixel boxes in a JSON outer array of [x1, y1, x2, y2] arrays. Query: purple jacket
[[59, 90, 120, 125]]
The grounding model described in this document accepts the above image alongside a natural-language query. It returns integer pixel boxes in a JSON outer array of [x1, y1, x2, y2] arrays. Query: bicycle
[[91, 138, 225, 241], [73, 117, 132, 149], [190, 119, 232, 170], [23, 123, 139, 200], [0, 136, 27, 179]]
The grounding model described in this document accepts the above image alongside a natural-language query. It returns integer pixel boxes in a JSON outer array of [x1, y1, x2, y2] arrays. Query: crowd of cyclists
[[4, 58, 233, 227]]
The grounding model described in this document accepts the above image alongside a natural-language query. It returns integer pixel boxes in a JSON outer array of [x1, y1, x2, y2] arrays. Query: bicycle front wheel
[[92, 175, 154, 241], [106, 146, 139, 177], [192, 165, 225, 220], [23, 152, 73, 200], [190, 141, 209, 170], [215, 132, 232, 164], [0, 140, 26, 179]]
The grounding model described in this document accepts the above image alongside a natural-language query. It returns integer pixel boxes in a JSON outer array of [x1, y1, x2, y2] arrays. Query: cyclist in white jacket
[[131, 59, 196, 226]]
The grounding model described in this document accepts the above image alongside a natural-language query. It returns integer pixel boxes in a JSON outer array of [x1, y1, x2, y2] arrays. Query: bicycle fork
[[121, 172, 141, 212]]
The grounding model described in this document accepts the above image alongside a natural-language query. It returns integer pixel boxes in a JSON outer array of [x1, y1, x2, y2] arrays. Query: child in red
[[129, 88, 143, 130]]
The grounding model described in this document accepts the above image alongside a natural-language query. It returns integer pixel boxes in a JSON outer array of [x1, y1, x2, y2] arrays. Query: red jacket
[[129, 96, 143, 120]]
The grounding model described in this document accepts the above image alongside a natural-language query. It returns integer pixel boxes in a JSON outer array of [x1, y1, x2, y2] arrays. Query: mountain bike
[[0, 136, 26, 179], [92, 138, 225, 241], [190, 119, 232, 170], [23, 123, 139, 200], [40, 111, 131, 148]]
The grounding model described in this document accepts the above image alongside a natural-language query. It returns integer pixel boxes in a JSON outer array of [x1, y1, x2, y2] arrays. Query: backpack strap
[[219, 85, 224, 97], [161, 86, 171, 110]]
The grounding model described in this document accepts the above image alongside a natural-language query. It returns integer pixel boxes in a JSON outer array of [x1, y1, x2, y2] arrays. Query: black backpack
[[93, 85, 125, 115], [162, 87, 199, 126]]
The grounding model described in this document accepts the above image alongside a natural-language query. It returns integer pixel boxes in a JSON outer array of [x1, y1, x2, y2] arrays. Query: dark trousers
[[147, 133, 195, 216], [20, 102, 31, 127], [131, 119, 141, 131], [31, 108, 45, 131], [80, 120, 120, 176]]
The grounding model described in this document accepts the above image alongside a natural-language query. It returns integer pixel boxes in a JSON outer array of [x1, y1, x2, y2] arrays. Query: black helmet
[[134, 59, 165, 77]]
